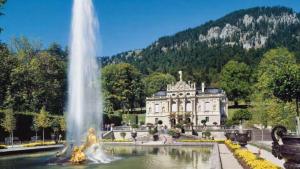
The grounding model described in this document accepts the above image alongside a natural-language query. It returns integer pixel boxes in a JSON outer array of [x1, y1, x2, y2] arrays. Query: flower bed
[[22, 141, 56, 147], [225, 140, 281, 169], [177, 139, 224, 143]]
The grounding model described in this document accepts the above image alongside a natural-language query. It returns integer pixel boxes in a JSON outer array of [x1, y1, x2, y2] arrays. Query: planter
[[272, 125, 300, 169], [172, 133, 180, 139], [153, 134, 159, 141], [131, 131, 137, 141], [224, 130, 230, 139], [236, 130, 251, 147], [229, 131, 237, 141]]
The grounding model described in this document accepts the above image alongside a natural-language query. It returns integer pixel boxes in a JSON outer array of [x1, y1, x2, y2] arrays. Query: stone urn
[[153, 134, 159, 141], [224, 130, 231, 139], [131, 130, 137, 141], [236, 130, 251, 147], [229, 130, 237, 141], [271, 125, 300, 169]]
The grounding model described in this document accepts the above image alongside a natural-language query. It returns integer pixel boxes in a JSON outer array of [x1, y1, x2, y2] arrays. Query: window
[[187, 93, 190, 95], [179, 93, 183, 96], [204, 102, 212, 112], [198, 105, 201, 112], [213, 104, 216, 111], [186, 101, 192, 112], [172, 102, 177, 112], [155, 118, 159, 124], [148, 107, 152, 114], [155, 104, 161, 113]]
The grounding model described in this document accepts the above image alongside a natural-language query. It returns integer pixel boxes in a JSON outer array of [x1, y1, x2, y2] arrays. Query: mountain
[[100, 6, 300, 86]]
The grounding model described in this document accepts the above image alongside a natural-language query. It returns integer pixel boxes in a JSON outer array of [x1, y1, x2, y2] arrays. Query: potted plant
[[168, 128, 181, 138], [120, 132, 126, 140], [149, 126, 159, 141], [131, 124, 138, 141], [202, 130, 211, 139], [232, 109, 252, 146]]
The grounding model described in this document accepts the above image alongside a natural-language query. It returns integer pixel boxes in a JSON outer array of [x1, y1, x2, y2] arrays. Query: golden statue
[[70, 145, 86, 164], [70, 128, 99, 164]]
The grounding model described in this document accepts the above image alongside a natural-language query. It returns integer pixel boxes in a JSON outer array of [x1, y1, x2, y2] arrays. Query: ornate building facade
[[145, 71, 228, 128]]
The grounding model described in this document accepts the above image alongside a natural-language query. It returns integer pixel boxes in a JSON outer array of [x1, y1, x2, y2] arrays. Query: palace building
[[145, 71, 228, 128]]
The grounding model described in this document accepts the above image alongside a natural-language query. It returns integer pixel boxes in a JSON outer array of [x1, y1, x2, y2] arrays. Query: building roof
[[154, 91, 167, 97]]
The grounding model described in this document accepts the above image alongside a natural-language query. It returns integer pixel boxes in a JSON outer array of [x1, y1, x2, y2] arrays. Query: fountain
[[64, 0, 111, 164]]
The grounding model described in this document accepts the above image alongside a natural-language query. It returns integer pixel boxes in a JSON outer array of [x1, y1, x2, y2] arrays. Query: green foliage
[[0, 0, 6, 32], [202, 130, 211, 138], [149, 126, 158, 135], [250, 48, 299, 130], [175, 123, 183, 129], [256, 48, 297, 97], [4, 37, 66, 114], [232, 109, 252, 124], [168, 128, 180, 138], [0, 44, 17, 107], [220, 60, 252, 105], [34, 107, 51, 129], [33, 107, 51, 143], [102, 63, 145, 111], [59, 116, 66, 132], [131, 124, 139, 129], [0, 109, 16, 134], [143, 72, 175, 96], [51, 117, 60, 134], [270, 64, 300, 102]]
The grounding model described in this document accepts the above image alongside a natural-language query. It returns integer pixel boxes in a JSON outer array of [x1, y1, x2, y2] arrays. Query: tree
[[0, 44, 17, 107], [270, 63, 300, 132], [232, 109, 252, 125], [6, 50, 66, 114], [0, 0, 7, 33], [253, 48, 299, 131], [34, 107, 51, 144], [59, 116, 66, 133], [256, 48, 297, 98], [143, 72, 176, 96], [31, 119, 39, 142], [0, 109, 16, 145], [220, 60, 252, 106], [102, 63, 144, 112]]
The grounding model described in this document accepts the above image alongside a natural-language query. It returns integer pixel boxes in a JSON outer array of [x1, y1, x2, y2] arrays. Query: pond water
[[0, 145, 218, 169]]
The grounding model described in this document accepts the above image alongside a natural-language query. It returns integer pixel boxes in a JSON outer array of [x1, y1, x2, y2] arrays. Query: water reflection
[[0, 146, 216, 169]]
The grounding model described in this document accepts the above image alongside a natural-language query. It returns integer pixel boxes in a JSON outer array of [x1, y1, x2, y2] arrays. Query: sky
[[0, 0, 300, 56]]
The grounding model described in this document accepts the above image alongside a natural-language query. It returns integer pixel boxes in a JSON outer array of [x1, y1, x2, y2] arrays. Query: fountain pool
[[0, 145, 220, 169]]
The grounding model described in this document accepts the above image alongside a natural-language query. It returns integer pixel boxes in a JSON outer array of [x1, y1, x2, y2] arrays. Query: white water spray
[[67, 0, 102, 145]]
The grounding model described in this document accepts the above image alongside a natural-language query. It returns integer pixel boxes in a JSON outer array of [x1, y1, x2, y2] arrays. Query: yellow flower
[[224, 139, 281, 169]]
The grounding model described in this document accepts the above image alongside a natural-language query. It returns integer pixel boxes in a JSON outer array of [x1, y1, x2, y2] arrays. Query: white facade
[[145, 71, 228, 128]]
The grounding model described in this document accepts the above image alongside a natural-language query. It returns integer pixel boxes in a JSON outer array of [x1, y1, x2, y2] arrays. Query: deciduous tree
[[0, 109, 16, 145], [220, 60, 252, 106]]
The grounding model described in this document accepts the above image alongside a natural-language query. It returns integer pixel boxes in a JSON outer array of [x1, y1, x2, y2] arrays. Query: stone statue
[[178, 71, 182, 81]]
